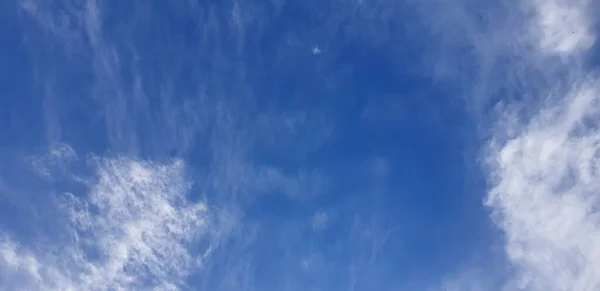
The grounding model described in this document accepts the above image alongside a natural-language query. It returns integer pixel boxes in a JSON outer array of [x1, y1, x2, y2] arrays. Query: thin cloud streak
[[15, 0, 595, 289], [11, 1, 337, 290]]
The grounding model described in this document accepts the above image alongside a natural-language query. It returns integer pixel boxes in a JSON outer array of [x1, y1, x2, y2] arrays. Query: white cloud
[[486, 78, 600, 291], [481, 1, 600, 290], [0, 152, 210, 291], [424, 0, 600, 289], [527, 0, 595, 56]]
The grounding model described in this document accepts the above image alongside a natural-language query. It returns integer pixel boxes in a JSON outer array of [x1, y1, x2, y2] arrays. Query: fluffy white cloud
[[429, 0, 600, 289], [0, 153, 209, 291], [482, 0, 600, 286], [486, 78, 600, 291]]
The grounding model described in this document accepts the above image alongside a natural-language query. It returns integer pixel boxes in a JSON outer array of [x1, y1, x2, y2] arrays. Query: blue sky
[[0, 0, 599, 290]]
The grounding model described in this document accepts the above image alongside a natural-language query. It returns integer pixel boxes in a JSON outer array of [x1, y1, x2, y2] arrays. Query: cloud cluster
[[480, 1, 600, 290], [0, 150, 209, 291], [487, 78, 600, 291], [416, 0, 600, 289]]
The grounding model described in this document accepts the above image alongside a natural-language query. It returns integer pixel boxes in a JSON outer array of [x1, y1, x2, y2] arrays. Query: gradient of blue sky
[[0, 0, 598, 291]]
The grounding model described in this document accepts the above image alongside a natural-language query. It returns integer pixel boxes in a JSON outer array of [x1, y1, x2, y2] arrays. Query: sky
[[0, 0, 599, 290]]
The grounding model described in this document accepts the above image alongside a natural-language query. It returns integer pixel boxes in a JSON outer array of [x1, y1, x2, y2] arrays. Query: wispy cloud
[[527, 0, 595, 56], [29, 143, 78, 179], [444, 0, 600, 290], [0, 149, 210, 291], [486, 78, 600, 291], [13, 2, 337, 290], [312, 210, 330, 231], [412, 0, 600, 289]]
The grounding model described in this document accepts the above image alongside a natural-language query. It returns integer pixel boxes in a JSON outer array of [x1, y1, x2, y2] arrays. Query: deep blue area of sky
[[0, 0, 495, 287]]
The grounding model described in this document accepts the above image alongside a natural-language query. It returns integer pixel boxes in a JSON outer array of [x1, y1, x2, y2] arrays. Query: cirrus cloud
[[0, 149, 210, 291]]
